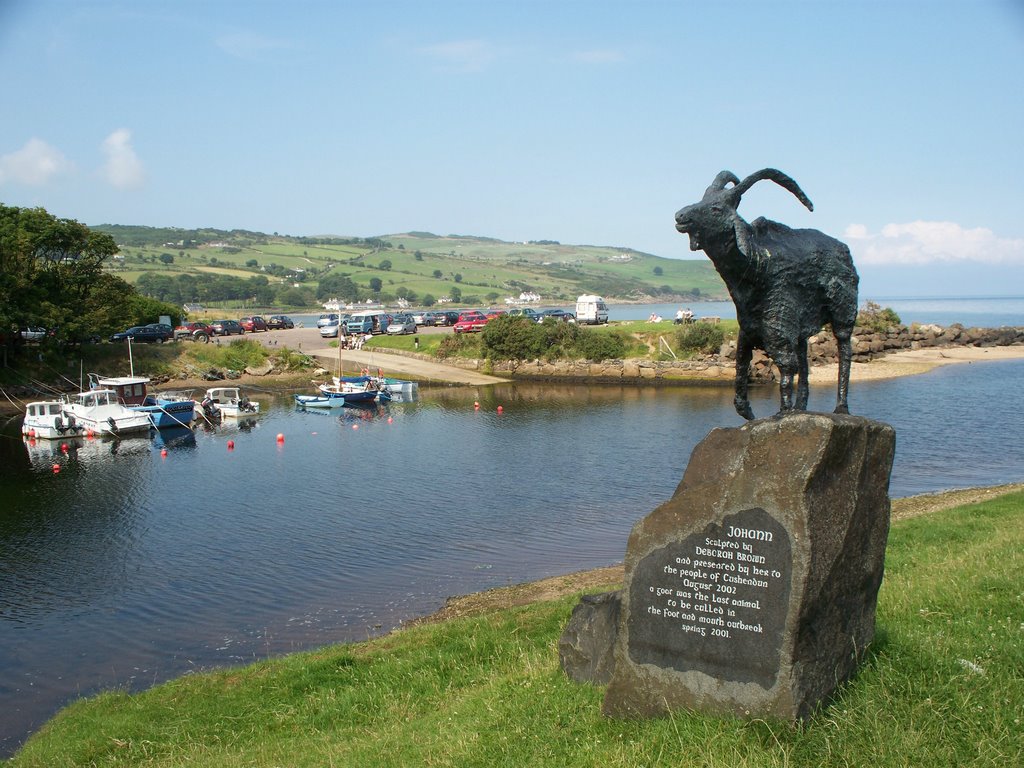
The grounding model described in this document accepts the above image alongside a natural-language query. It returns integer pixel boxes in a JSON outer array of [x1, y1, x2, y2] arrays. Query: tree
[[246, 259, 259, 267], [422, 293, 436, 306], [378, 259, 392, 271], [433, 269, 443, 279], [317, 273, 359, 302], [414, 251, 423, 261], [453, 273, 463, 283], [369, 277, 383, 293], [159, 252, 175, 265], [449, 286, 462, 303], [653, 265, 663, 276]]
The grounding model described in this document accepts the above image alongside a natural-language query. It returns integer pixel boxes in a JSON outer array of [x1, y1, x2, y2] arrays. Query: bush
[[857, 300, 902, 332], [574, 329, 628, 361], [189, 339, 269, 370], [481, 316, 546, 360], [436, 333, 481, 359], [675, 323, 725, 355]]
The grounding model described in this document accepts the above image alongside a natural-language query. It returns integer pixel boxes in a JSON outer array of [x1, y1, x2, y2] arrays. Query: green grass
[[9, 491, 1024, 767]]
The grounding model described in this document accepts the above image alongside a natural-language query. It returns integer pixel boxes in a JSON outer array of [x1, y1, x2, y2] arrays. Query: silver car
[[386, 315, 418, 335]]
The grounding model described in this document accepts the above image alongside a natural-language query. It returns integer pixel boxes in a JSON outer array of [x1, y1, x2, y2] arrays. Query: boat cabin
[[88, 374, 150, 406]]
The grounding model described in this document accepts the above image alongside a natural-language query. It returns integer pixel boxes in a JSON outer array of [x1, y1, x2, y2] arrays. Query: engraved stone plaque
[[627, 508, 791, 689]]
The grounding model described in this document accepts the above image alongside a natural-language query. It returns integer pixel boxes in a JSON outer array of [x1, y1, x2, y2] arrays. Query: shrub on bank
[[481, 316, 630, 362], [675, 322, 725, 355]]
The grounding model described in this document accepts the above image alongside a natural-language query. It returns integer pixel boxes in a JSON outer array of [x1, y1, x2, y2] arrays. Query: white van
[[575, 295, 609, 325]]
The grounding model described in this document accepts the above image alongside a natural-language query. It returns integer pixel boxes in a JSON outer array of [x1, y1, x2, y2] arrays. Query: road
[[230, 324, 506, 386]]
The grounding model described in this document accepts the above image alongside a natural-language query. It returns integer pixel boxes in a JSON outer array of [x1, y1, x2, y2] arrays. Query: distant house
[[183, 303, 205, 313]]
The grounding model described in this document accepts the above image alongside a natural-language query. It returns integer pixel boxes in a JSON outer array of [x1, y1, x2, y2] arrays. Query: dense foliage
[[481, 316, 629, 362], [674, 322, 726, 355], [857, 300, 903, 332], [1, 205, 179, 355]]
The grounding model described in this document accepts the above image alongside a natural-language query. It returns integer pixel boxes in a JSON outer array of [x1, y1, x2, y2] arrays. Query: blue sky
[[2, 0, 1023, 298]]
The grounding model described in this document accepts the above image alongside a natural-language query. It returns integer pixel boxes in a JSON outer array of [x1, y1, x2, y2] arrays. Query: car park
[[210, 319, 245, 336], [386, 315, 418, 335], [453, 311, 489, 333], [239, 316, 268, 332], [174, 321, 214, 342], [110, 325, 173, 343]]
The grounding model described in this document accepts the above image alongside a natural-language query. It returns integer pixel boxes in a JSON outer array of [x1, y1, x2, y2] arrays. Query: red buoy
[[227, 439, 235, 450], [276, 433, 285, 443], [160, 448, 168, 458], [497, 405, 504, 414], [52, 464, 60, 473]]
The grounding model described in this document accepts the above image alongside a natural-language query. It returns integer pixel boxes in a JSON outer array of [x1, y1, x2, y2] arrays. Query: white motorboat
[[22, 400, 84, 439], [62, 389, 153, 436], [200, 387, 261, 419]]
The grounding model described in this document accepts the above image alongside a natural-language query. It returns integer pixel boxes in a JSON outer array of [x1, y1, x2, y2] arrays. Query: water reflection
[[0, 362, 1022, 756]]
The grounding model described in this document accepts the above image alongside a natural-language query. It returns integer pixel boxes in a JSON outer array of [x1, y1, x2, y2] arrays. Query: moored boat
[[22, 400, 84, 439], [89, 373, 196, 429], [294, 393, 345, 408], [62, 388, 153, 436], [201, 387, 261, 419], [318, 377, 392, 404]]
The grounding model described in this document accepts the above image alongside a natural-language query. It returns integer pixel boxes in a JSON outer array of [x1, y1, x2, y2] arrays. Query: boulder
[[559, 591, 622, 685], [602, 413, 895, 721]]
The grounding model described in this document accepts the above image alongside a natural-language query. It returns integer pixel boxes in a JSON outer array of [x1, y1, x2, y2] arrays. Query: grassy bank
[[9, 490, 1023, 767]]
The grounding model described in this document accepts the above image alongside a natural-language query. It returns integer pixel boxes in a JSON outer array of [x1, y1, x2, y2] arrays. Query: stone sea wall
[[443, 323, 1024, 383]]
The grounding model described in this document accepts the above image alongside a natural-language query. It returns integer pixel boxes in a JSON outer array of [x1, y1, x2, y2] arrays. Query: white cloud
[[418, 39, 495, 72], [844, 221, 1024, 266], [100, 129, 144, 189], [0, 138, 69, 186]]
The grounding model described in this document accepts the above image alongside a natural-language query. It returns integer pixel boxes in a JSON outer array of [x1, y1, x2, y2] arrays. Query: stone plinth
[[602, 413, 895, 720]]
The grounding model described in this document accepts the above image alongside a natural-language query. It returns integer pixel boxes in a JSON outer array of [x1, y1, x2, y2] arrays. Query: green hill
[[91, 224, 727, 308]]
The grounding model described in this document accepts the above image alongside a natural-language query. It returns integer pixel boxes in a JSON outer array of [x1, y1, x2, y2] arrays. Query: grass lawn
[[9, 491, 1023, 767]]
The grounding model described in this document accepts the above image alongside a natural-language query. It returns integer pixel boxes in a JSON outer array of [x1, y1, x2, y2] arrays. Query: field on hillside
[[94, 225, 726, 307]]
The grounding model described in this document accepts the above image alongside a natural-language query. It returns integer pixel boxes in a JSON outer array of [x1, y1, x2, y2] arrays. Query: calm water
[[2, 361, 1024, 755]]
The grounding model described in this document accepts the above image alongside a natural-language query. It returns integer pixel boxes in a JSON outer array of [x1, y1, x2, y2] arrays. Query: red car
[[173, 321, 215, 342], [453, 311, 489, 333], [239, 316, 268, 332]]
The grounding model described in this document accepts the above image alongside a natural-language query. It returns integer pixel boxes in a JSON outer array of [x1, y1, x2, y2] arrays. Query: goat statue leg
[[733, 334, 755, 420], [774, 348, 799, 415], [834, 330, 852, 414], [795, 340, 810, 411]]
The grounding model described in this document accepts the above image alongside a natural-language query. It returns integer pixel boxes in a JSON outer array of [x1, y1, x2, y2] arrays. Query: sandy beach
[[807, 344, 1024, 384]]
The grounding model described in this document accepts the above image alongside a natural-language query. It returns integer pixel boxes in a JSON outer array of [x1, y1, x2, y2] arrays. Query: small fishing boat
[[294, 393, 345, 408], [201, 387, 261, 419], [89, 373, 196, 429], [318, 377, 392, 404], [62, 388, 153, 436], [22, 400, 84, 439], [335, 374, 415, 396]]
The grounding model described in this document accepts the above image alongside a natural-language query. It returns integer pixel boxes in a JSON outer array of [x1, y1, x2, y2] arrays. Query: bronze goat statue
[[675, 169, 859, 420]]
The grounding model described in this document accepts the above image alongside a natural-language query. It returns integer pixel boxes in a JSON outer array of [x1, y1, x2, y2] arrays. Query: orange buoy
[[352, 424, 359, 430], [61, 443, 69, 452], [227, 439, 235, 450], [276, 433, 285, 443], [160, 448, 168, 458], [52, 464, 60, 473], [497, 405, 504, 414], [474, 401, 480, 410], [387, 416, 393, 424]]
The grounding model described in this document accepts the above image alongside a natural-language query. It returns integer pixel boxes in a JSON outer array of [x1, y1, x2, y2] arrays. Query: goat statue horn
[[703, 171, 741, 199], [730, 168, 814, 212]]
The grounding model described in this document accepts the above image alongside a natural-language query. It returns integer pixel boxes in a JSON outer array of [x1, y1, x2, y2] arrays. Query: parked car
[[210, 319, 245, 336], [410, 311, 434, 326], [19, 326, 48, 342], [316, 313, 339, 328], [432, 310, 460, 327], [453, 311, 489, 333], [110, 325, 172, 343], [267, 315, 294, 329], [506, 308, 542, 322], [484, 309, 507, 321], [537, 308, 576, 323], [174, 321, 214, 342], [239, 316, 268, 332], [386, 315, 418, 335], [319, 319, 342, 338]]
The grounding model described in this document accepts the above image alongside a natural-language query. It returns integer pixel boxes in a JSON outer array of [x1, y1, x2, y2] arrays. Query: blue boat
[[89, 373, 196, 429], [295, 392, 345, 408], [318, 377, 392, 404]]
